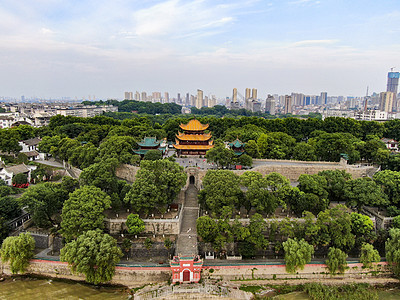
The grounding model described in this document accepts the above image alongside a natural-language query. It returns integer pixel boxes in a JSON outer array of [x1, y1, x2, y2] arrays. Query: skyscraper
[[164, 92, 169, 103], [196, 89, 203, 109], [320, 92, 328, 105], [387, 71, 400, 94], [124, 92, 133, 100], [134, 91, 140, 101], [379, 92, 394, 112], [252, 88, 257, 100], [284, 95, 292, 114], [265, 94, 276, 115]]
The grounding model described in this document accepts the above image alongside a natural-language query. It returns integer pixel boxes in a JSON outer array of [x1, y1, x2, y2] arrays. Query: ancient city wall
[[202, 262, 390, 281], [115, 161, 376, 187], [0, 259, 390, 288]]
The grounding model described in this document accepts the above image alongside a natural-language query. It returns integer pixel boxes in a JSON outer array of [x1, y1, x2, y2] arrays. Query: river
[[0, 278, 129, 299]]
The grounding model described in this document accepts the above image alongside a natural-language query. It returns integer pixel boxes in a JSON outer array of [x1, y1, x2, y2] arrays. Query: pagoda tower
[[174, 119, 214, 156]]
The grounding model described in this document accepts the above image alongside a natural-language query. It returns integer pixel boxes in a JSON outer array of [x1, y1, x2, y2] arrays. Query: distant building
[[284, 95, 292, 114], [124, 92, 133, 100], [56, 105, 117, 118], [196, 90, 203, 109], [134, 91, 140, 101], [320, 92, 328, 105], [265, 94, 276, 115], [379, 92, 395, 112]]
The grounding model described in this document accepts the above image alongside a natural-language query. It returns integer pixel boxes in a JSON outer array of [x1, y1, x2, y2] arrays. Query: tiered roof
[[179, 119, 209, 131], [176, 132, 212, 141]]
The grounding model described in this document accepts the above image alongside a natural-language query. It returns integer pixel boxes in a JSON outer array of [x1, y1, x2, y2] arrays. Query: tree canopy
[[61, 229, 122, 284], [61, 186, 111, 241], [0, 233, 35, 274]]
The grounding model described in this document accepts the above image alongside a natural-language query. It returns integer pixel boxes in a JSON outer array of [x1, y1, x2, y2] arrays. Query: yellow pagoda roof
[[179, 119, 209, 131], [176, 132, 212, 141], [173, 144, 214, 150]]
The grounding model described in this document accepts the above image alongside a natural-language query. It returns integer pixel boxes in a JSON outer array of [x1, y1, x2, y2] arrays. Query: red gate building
[[170, 256, 203, 283]]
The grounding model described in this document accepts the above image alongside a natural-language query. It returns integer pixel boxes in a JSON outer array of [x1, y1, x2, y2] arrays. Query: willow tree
[[61, 229, 122, 284], [0, 233, 35, 274]]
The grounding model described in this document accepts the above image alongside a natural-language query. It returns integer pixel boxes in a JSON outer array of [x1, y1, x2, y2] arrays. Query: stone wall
[[105, 218, 180, 235], [0, 259, 171, 288], [203, 262, 390, 281], [0, 259, 390, 288], [115, 164, 139, 182]]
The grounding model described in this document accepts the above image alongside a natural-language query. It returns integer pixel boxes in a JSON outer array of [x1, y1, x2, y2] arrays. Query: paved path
[[175, 184, 199, 257]]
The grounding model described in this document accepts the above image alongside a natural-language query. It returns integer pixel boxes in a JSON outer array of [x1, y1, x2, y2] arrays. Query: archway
[[189, 175, 195, 185], [182, 270, 190, 282]]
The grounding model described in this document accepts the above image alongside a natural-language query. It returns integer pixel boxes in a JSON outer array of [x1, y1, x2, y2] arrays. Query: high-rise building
[[190, 95, 195, 107], [284, 95, 292, 114], [387, 72, 400, 94], [320, 92, 328, 105], [177, 93, 181, 104], [196, 89, 203, 109], [265, 94, 276, 115], [185, 93, 190, 106], [124, 92, 133, 100], [204, 96, 209, 107], [141, 92, 147, 101], [252, 88, 257, 100], [135, 91, 140, 101], [232, 88, 238, 103], [164, 92, 169, 103], [379, 92, 395, 112], [245, 88, 251, 100]]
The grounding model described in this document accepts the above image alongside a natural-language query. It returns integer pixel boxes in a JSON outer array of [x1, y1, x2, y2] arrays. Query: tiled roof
[[228, 139, 245, 148], [173, 144, 214, 150], [176, 132, 212, 141], [137, 137, 161, 147], [22, 137, 42, 146], [5, 164, 29, 175], [179, 119, 209, 131], [22, 150, 39, 157]]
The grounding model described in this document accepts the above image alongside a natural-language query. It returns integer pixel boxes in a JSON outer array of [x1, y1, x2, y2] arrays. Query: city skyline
[[0, 1, 399, 99]]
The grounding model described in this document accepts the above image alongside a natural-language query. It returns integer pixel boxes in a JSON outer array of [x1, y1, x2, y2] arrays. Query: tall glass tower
[[387, 72, 400, 94]]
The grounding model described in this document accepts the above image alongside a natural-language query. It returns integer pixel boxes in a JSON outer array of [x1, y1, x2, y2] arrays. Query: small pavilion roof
[[179, 119, 209, 131], [137, 137, 161, 147], [228, 138, 245, 148]]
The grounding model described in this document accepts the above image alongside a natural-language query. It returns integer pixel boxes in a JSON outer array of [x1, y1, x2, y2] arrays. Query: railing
[[134, 283, 252, 300]]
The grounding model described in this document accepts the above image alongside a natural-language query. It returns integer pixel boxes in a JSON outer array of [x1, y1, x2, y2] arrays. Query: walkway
[[175, 184, 199, 257]]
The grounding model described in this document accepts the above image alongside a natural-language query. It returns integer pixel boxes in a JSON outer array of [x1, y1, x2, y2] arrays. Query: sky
[[0, 0, 399, 100]]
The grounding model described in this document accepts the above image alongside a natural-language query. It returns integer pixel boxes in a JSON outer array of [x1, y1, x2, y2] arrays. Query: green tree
[[283, 238, 314, 274], [244, 140, 261, 158], [198, 170, 243, 214], [12, 173, 28, 185], [296, 174, 329, 215], [385, 228, 400, 277], [125, 214, 145, 235], [237, 154, 253, 167], [205, 145, 236, 169], [61, 229, 122, 284], [292, 142, 317, 161], [124, 160, 186, 214], [80, 158, 121, 207], [0, 196, 20, 220], [0, 233, 35, 274], [318, 169, 351, 202], [19, 182, 70, 228], [143, 149, 162, 161], [61, 186, 111, 241], [373, 170, 400, 206], [325, 247, 348, 274], [98, 135, 137, 164], [344, 178, 387, 211], [315, 205, 355, 251], [350, 213, 375, 246], [360, 243, 380, 268], [246, 213, 268, 250], [196, 216, 219, 243], [257, 132, 296, 159]]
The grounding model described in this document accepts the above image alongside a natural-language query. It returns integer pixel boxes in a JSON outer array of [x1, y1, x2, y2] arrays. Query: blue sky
[[0, 0, 399, 99]]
